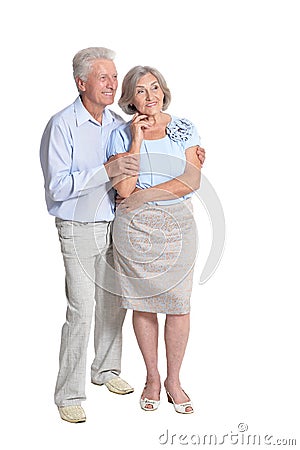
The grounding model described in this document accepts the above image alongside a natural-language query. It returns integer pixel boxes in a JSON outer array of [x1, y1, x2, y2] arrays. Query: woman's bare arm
[[118, 146, 201, 211]]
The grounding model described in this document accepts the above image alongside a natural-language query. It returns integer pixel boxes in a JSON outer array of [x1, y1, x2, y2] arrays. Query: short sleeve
[[166, 117, 201, 151], [183, 123, 201, 150], [106, 124, 132, 159]]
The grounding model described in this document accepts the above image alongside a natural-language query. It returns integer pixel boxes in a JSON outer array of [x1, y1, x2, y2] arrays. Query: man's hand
[[196, 146, 206, 167], [104, 153, 139, 179]]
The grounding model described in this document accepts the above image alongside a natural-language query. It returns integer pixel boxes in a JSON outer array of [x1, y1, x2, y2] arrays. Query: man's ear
[[76, 77, 86, 92]]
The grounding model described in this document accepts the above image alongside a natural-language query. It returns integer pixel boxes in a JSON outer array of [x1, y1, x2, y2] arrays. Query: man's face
[[78, 59, 118, 109]]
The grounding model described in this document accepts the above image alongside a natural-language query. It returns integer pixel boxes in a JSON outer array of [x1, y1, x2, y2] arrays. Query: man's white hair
[[72, 47, 116, 84]]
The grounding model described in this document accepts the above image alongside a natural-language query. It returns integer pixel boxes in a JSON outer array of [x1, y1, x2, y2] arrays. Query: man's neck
[[80, 96, 105, 124]]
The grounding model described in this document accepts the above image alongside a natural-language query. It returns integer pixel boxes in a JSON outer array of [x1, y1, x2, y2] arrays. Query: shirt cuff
[[86, 165, 110, 188]]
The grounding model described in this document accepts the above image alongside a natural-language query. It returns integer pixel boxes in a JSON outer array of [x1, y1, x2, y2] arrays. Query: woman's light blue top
[[107, 116, 201, 205]]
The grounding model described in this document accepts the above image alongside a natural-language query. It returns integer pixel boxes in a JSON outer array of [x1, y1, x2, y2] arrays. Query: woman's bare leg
[[164, 313, 193, 412], [132, 310, 161, 408]]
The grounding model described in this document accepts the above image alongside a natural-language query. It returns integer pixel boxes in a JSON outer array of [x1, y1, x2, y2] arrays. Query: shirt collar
[[74, 96, 115, 127]]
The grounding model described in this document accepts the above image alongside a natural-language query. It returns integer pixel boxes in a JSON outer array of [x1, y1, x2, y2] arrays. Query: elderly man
[[40, 47, 205, 423]]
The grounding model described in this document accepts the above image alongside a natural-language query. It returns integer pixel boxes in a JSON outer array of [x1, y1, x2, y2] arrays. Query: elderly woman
[[107, 66, 202, 414]]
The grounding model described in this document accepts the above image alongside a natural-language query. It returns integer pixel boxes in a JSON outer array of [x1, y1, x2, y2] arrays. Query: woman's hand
[[130, 113, 153, 144], [118, 188, 146, 213], [115, 187, 142, 207], [112, 116, 148, 198]]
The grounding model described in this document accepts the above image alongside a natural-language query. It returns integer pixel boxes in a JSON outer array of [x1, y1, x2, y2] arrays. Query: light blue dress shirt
[[40, 96, 125, 221], [107, 116, 201, 205]]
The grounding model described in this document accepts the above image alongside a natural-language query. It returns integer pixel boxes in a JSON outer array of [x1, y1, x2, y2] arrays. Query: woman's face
[[132, 73, 164, 116]]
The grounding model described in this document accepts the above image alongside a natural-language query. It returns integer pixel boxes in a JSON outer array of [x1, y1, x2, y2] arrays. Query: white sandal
[[166, 390, 194, 414], [140, 397, 160, 411], [140, 382, 161, 411]]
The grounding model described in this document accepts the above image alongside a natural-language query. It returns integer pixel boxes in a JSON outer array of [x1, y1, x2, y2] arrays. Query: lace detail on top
[[166, 118, 193, 142]]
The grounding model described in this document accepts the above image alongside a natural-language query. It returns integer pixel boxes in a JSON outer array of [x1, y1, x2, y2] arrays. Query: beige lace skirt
[[112, 198, 198, 314]]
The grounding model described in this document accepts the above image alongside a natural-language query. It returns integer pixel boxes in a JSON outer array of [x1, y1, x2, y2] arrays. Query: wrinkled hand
[[196, 146, 206, 166], [104, 153, 139, 179], [118, 189, 145, 213], [130, 113, 153, 143], [115, 187, 141, 208]]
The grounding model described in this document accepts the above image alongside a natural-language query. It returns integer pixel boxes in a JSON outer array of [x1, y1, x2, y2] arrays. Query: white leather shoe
[[58, 405, 86, 423]]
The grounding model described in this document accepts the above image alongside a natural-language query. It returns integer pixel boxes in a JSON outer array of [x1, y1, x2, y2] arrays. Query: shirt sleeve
[[183, 122, 201, 151], [40, 117, 110, 202], [106, 125, 131, 159]]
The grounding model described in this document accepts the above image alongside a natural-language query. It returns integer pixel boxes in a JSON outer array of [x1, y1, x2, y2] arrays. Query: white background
[[1, 0, 299, 448]]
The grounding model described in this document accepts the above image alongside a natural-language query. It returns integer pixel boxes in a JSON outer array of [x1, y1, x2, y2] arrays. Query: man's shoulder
[[109, 121, 133, 146], [111, 117, 131, 133], [106, 109, 126, 126], [47, 100, 76, 127]]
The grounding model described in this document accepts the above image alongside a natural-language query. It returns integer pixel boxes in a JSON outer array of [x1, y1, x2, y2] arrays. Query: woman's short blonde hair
[[118, 66, 171, 115]]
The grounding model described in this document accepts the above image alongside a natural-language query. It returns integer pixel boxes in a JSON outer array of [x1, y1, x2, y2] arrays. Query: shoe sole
[[106, 387, 134, 395], [91, 381, 134, 395], [61, 417, 86, 423], [59, 414, 86, 423]]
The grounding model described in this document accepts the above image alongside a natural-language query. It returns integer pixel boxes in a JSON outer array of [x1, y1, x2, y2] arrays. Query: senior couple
[[40, 47, 205, 423]]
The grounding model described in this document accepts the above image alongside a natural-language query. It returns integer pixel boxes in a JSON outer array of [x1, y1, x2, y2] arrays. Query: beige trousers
[[54, 219, 126, 407]]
